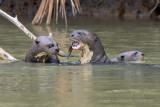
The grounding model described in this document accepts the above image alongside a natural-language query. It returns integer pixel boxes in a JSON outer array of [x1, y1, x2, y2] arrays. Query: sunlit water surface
[[0, 17, 160, 107]]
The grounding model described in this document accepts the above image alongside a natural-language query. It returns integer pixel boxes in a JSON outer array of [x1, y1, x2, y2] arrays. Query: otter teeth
[[72, 42, 80, 50]]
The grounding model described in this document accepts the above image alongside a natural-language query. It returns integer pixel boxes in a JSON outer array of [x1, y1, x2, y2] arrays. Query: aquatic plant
[[32, 0, 81, 25]]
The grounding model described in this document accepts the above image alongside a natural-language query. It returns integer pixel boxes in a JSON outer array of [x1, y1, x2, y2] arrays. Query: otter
[[68, 30, 111, 64], [24, 36, 60, 63], [111, 51, 144, 63], [0, 36, 69, 63], [68, 30, 145, 64]]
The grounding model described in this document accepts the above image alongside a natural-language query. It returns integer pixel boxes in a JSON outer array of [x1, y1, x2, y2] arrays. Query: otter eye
[[35, 40, 40, 45], [94, 37, 98, 42], [133, 52, 138, 56], [78, 32, 81, 35], [48, 44, 54, 48], [121, 55, 125, 60]]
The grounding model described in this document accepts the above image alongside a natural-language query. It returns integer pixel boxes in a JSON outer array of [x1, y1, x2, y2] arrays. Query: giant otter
[[25, 36, 64, 63], [111, 51, 144, 63], [68, 30, 145, 64], [0, 36, 68, 63], [68, 30, 111, 64]]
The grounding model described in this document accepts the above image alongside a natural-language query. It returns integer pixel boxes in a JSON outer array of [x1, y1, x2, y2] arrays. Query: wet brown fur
[[69, 30, 111, 64], [25, 36, 59, 63]]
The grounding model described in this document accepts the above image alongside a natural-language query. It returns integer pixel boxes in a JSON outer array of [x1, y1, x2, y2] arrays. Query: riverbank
[[0, 0, 159, 20]]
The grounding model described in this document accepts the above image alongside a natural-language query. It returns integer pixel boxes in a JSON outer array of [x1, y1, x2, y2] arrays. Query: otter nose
[[71, 34, 74, 37], [55, 48, 59, 52]]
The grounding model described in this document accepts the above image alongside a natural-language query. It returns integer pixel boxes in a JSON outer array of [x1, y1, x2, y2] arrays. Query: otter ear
[[120, 55, 125, 60], [48, 33, 53, 38], [94, 36, 98, 42], [35, 40, 40, 45]]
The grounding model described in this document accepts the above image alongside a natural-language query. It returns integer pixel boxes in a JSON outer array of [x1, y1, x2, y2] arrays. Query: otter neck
[[89, 43, 111, 64], [25, 44, 42, 62], [79, 44, 93, 64]]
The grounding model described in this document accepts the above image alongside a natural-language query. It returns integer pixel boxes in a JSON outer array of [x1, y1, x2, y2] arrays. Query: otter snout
[[55, 48, 59, 52], [71, 34, 74, 37]]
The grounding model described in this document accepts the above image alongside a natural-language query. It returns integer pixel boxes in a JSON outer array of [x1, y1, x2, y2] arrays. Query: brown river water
[[0, 17, 160, 107]]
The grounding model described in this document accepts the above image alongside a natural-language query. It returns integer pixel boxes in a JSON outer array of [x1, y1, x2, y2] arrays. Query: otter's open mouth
[[72, 41, 81, 50], [68, 37, 86, 58], [70, 37, 84, 50]]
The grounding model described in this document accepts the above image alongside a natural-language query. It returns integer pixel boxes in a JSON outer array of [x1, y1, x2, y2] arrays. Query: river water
[[0, 17, 160, 107]]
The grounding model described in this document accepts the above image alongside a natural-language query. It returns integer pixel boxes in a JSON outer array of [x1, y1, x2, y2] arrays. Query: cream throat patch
[[79, 44, 93, 64]]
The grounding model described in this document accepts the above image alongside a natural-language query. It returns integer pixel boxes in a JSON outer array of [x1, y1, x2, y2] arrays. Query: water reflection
[[0, 62, 160, 106], [0, 63, 94, 106], [55, 65, 93, 107]]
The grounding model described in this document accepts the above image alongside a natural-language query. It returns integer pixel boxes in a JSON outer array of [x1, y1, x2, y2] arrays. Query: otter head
[[69, 30, 100, 51], [25, 36, 61, 63], [69, 30, 110, 64], [34, 36, 59, 54], [111, 51, 145, 62]]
